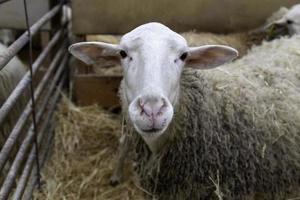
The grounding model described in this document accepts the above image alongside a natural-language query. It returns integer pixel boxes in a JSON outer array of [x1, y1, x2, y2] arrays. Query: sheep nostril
[[138, 98, 151, 116], [138, 98, 143, 107], [155, 98, 167, 117], [140, 109, 144, 116], [138, 99, 144, 116], [161, 98, 167, 107]]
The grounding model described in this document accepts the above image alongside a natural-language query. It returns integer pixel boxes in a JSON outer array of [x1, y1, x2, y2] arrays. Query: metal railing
[[0, 0, 69, 199]]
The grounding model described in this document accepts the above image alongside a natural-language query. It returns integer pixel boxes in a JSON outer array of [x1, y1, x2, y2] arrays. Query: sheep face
[[69, 22, 238, 151], [275, 4, 300, 35], [0, 29, 15, 46]]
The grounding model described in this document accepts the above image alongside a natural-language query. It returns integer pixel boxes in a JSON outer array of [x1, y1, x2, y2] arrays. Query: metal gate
[[0, 0, 69, 199]]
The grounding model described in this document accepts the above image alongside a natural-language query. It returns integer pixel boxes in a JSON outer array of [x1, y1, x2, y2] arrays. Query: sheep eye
[[120, 50, 127, 58], [180, 52, 188, 61], [287, 19, 293, 25]]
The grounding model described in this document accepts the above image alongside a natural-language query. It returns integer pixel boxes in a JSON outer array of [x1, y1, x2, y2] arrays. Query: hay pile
[[33, 98, 146, 200]]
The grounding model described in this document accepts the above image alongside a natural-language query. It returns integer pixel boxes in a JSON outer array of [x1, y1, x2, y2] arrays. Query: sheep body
[[273, 4, 300, 35], [121, 36, 300, 199], [0, 43, 27, 101], [0, 43, 27, 182], [0, 29, 16, 46], [0, 43, 27, 138]]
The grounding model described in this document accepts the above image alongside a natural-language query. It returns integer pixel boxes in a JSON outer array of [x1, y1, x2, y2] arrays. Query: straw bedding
[[33, 98, 146, 200]]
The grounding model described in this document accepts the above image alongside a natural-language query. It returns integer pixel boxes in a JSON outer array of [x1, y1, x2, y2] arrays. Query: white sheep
[[270, 4, 300, 35], [182, 4, 300, 56], [69, 22, 300, 199], [0, 29, 16, 46]]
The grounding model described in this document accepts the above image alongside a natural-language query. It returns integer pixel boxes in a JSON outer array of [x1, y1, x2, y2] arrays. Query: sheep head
[[69, 22, 238, 151], [273, 4, 300, 35]]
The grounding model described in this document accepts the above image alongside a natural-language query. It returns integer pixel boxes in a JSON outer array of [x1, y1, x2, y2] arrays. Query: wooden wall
[[72, 0, 299, 34]]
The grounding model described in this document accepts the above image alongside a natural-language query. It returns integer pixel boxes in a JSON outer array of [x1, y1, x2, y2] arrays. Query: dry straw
[[33, 97, 146, 200]]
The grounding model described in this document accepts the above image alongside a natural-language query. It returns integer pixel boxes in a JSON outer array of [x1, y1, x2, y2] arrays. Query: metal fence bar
[[0, 45, 65, 171], [23, 120, 56, 200], [22, 79, 64, 200], [13, 73, 66, 200], [0, 30, 66, 171], [23, 0, 42, 189], [0, 4, 62, 70], [12, 115, 55, 200], [0, 39, 65, 173], [0, 1, 69, 199], [23, 125, 55, 200], [0, 54, 68, 200], [0, 27, 65, 128]]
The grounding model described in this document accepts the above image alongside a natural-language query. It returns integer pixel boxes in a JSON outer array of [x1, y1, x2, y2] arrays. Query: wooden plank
[[40, 31, 51, 67], [74, 75, 122, 107], [72, 0, 299, 34]]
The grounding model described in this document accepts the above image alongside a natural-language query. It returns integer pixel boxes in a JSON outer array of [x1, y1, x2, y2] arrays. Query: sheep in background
[[0, 42, 27, 183], [0, 43, 27, 138], [0, 29, 16, 46], [69, 22, 300, 199], [270, 4, 300, 35], [182, 4, 300, 56]]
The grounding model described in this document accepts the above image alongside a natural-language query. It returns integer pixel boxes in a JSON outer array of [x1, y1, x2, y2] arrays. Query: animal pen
[[0, 0, 70, 199], [0, 0, 300, 200]]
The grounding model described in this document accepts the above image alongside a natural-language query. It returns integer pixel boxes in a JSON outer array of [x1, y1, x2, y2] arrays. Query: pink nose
[[138, 96, 167, 118]]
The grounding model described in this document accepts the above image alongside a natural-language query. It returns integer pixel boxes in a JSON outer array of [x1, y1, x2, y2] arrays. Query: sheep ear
[[185, 45, 238, 69], [68, 42, 121, 66]]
